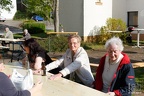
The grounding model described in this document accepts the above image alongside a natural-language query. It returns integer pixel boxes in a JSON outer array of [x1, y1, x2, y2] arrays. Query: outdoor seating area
[[0, 38, 25, 62], [1, 0, 144, 95], [3, 56, 108, 96], [1, 43, 144, 96]]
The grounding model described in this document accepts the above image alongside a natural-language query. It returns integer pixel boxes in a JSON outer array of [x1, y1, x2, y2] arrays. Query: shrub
[[36, 35, 95, 52], [81, 42, 93, 50], [37, 35, 68, 52], [23, 22, 46, 34], [94, 18, 127, 44], [106, 18, 126, 32]]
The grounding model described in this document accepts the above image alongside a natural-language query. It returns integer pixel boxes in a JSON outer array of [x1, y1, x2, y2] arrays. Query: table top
[[0, 38, 24, 42], [107, 30, 123, 33], [3, 62, 108, 96], [133, 28, 144, 31], [47, 32, 78, 35]]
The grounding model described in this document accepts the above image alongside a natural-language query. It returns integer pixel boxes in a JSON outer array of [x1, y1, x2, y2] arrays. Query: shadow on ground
[[0, 24, 22, 33]]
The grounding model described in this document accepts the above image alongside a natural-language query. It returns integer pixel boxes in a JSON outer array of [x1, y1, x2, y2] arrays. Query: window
[[127, 11, 138, 27]]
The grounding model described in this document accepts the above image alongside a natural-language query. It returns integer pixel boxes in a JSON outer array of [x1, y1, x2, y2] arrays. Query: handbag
[[10, 69, 33, 90]]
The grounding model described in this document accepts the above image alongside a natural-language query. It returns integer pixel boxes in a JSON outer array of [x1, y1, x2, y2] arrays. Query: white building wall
[[112, 0, 127, 23], [59, 0, 112, 37], [126, 0, 144, 28], [0, 0, 17, 20], [59, 0, 83, 36], [84, 0, 112, 37]]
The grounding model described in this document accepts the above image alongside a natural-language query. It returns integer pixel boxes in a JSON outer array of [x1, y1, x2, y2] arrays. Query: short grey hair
[[105, 37, 124, 51], [68, 34, 82, 43]]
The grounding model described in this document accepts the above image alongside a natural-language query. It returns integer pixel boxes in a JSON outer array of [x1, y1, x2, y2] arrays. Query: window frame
[[127, 11, 138, 27]]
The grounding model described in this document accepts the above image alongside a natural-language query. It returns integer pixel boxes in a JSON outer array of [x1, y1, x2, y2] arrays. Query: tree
[[52, 0, 59, 32], [23, 0, 59, 32], [0, 0, 13, 14]]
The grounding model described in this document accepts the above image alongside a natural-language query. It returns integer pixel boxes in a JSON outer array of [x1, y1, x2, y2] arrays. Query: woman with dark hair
[[22, 38, 60, 74]]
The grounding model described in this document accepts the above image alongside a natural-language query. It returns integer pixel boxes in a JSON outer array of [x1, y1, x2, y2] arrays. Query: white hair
[[24, 29, 28, 34], [105, 37, 124, 51]]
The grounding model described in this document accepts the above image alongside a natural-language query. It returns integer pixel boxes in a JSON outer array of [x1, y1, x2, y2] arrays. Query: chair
[[0, 46, 10, 62]]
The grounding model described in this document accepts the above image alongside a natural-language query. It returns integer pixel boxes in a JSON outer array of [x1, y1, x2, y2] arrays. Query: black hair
[[23, 38, 46, 63]]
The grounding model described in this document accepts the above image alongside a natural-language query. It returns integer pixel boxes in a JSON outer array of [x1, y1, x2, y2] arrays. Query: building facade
[[1, 0, 144, 40], [0, 0, 17, 20], [59, 0, 144, 40]]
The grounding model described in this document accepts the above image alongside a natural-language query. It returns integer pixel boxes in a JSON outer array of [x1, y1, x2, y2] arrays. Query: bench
[[51, 57, 58, 61], [90, 63, 99, 67], [132, 62, 144, 68], [0, 46, 10, 49]]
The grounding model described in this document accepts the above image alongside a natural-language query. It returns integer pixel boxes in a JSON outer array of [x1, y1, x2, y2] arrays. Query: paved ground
[[0, 20, 23, 35], [0, 20, 54, 35]]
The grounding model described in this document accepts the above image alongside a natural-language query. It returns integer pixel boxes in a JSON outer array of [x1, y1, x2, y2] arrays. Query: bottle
[[61, 28, 64, 32], [41, 62, 46, 76], [25, 54, 30, 69]]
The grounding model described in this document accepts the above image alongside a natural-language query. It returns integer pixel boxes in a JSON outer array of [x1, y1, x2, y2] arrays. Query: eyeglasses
[[108, 50, 119, 54], [68, 42, 79, 45]]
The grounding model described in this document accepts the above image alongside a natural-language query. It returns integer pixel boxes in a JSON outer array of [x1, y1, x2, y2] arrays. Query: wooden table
[[4, 62, 108, 96], [47, 32, 78, 35], [133, 28, 144, 48], [0, 38, 24, 62], [107, 30, 123, 36]]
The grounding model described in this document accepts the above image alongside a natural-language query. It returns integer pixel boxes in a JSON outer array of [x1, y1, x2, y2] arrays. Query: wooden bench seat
[[0, 46, 10, 49], [90, 63, 99, 67], [132, 62, 144, 68], [51, 57, 58, 61]]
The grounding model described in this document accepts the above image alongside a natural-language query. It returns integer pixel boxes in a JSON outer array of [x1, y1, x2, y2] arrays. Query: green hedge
[[22, 22, 46, 34], [37, 35, 68, 52]]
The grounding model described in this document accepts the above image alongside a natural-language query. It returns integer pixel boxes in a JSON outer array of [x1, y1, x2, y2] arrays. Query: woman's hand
[[49, 73, 63, 80], [0, 62, 5, 72], [33, 69, 42, 75]]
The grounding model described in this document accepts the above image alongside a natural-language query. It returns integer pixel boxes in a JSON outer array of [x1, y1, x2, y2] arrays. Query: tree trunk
[[54, 0, 59, 32]]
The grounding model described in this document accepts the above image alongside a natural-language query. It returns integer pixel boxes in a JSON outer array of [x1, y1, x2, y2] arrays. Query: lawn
[[134, 67, 144, 92]]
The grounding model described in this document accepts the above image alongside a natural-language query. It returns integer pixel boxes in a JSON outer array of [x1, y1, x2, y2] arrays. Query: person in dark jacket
[[0, 55, 42, 96], [21, 29, 31, 40], [93, 37, 135, 96]]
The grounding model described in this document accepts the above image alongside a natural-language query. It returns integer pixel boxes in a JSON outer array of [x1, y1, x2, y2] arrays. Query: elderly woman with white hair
[[93, 37, 135, 96]]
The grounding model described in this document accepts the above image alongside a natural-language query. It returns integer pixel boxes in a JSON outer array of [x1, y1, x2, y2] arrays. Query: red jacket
[[93, 53, 135, 96]]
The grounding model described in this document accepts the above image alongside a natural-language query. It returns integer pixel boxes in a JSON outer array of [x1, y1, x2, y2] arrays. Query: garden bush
[[22, 22, 46, 34], [37, 35, 68, 52], [36, 35, 95, 52], [94, 18, 127, 44]]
